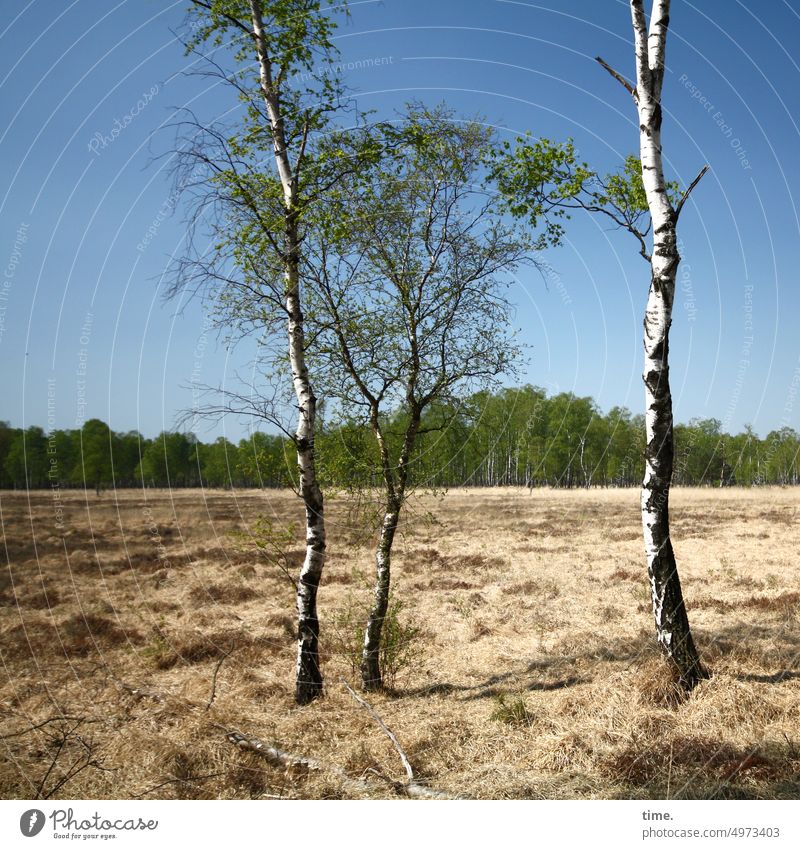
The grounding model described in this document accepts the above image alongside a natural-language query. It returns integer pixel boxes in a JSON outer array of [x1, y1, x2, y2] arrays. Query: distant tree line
[[2, 387, 798, 491], [0, 418, 289, 491]]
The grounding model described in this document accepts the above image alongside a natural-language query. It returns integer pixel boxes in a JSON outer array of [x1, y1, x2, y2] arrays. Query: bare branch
[[595, 56, 636, 98], [0, 715, 93, 740], [674, 164, 709, 219], [190, 0, 253, 39], [32, 719, 110, 800], [225, 727, 463, 799], [176, 379, 297, 444], [341, 679, 415, 784]]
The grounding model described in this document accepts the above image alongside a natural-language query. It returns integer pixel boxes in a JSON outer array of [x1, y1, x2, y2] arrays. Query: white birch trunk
[[360, 408, 420, 690], [630, 0, 706, 689], [360, 502, 399, 690], [250, 0, 326, 704]]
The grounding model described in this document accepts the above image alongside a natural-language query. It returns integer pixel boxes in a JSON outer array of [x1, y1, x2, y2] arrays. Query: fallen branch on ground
[[224, 728, 462, 799], [113, 676, 459, 799], [225, 731, 376, 796], [340, 680, 463, 799]]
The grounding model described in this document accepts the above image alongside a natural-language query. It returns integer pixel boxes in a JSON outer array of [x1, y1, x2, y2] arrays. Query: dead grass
[[0, 486, 798, 799], [188, 583, 260, 606]]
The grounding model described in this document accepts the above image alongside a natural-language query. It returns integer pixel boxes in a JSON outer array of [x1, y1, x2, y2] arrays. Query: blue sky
[[2, 0, 799, 441]]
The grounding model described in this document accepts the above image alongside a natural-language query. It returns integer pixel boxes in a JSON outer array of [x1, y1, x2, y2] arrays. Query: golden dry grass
[[1, 486, 799, 800]]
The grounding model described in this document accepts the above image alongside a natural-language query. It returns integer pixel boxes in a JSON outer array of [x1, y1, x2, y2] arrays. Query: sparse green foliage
[[330, 590, 422, 689], [229, 516, 298, 590], [489, 137, 592, 248], [302, 102, 539, 689], [185, 0, 345, 143], [491, 140, 683, 260], [305, 104, 533, 482]]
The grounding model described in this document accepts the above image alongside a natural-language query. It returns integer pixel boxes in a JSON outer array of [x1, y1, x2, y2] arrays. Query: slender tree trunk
[[631, 0, 707, 690], [579, 436, 589, 488], [360, 498, 400, 690], [640, 256, 705, 688], [360, 403, 419, 691], [250, 0, 326, 704], [287, 244, 326, 704]]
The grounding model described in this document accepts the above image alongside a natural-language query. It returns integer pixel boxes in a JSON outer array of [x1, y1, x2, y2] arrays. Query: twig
[[33, 720, 111, 799], [675, 164, 710, 218], [265, 553, 298, 591], [0, 715, 92, 740], [206, 648, 237, 710], [133, 772, 228, 799], [36, 736, 67, 799], [43, 755, 113, 800]]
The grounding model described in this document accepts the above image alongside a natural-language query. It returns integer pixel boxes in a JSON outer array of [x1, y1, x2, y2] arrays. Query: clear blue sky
[[2, 0, 799, 441]]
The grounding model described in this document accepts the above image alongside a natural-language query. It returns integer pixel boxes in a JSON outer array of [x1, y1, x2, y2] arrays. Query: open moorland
[[1, 487, 799, 800]]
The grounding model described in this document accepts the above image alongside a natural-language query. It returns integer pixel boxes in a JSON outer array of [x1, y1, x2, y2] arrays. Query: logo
[[19, 809, 46, 837]]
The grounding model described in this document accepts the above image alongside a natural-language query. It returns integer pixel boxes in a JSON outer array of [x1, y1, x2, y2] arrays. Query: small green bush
[[490, 694, 534, 727], [330, 591, 422, 689]]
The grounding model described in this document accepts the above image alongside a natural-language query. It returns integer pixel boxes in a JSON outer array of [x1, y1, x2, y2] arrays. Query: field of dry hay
[[1, 486, 799, 800]]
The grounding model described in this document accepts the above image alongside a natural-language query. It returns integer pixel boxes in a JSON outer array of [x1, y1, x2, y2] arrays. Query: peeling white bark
[[630, 0, 706, 688], [250, 0, 326, 703]]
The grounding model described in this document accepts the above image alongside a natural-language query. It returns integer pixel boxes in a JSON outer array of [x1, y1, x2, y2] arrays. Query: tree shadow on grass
[[396, 636, 658, 700], [737, 670, 800, 684], [398, 667, 588, 700], [694, 622, 800, 685], [401, 617, 800, 701]]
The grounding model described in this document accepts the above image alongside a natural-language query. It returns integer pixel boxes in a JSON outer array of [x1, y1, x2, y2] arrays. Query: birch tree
[[494, 0, 709, 690], [603, 0, 709, 690], [174, 0, 354, 704], [305, 105, 533, 690]]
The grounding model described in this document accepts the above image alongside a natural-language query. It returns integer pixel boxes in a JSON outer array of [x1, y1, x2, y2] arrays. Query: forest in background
[[3, 384, 799, 491]]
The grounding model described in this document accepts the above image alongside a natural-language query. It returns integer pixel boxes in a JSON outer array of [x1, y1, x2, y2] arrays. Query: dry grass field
[[1, 486, 799, 800]]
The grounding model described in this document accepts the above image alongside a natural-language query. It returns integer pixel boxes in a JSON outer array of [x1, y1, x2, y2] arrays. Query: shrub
[[490, 694, 534, 727], [330, 590, 422, 688]]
